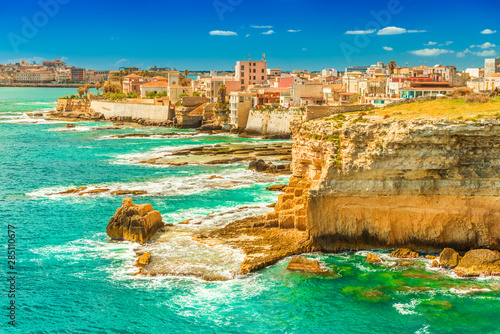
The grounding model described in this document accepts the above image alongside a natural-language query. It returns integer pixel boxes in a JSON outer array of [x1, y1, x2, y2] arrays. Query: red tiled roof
[[142, 81, 169, 87]]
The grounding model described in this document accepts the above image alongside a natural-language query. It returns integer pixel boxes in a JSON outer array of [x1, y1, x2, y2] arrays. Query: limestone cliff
[[267, 113, 500, 252]]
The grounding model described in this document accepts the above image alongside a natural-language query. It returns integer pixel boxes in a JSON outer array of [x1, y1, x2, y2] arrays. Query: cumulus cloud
[[425, 41, 437, 46], [287, 29, 301, 33], [481, 29, 497, 34], [445, 41, 453, 46], [345, 29, 376, 35], [251, 25, 273, 29], [473, 50, 497, 57], [470, 42, 497, 49], [377, 27, 427, 35], [383, 46, 393, 51], [261, 30, 275, 35], [209, 30, 238, 36], [408, 48, 454, 56]]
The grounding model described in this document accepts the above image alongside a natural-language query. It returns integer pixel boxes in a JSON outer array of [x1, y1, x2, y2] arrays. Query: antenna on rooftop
[[249, 53, 251, 61], [262, 53, 266, 61]]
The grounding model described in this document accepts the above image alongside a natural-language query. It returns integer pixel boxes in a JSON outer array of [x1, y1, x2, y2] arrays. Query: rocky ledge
[[106, 198, 164, 243], [263, 112, 500, 253]]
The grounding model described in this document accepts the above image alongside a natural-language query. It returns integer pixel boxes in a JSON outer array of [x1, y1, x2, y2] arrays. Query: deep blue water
[[0, 88, 499, 334]]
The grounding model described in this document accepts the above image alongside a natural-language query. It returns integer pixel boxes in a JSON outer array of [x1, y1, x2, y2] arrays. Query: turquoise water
[[1, 88, 499, 333]]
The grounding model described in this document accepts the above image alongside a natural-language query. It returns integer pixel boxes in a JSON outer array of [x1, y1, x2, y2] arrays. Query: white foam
[[393, 299, 421, 315]]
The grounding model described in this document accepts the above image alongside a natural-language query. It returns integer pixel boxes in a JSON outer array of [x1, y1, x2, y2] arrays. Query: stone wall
[[245, 104, 373, 135], [90, 101, 172, 122], [57, 99, 90, 113], [266, 113, 500, 252]]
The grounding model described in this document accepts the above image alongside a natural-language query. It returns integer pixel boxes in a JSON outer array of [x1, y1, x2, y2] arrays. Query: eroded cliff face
[[267, 114, 500, 252]]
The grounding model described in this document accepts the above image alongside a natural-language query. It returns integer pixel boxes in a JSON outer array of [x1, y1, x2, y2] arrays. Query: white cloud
[[408, 48, 454, 56], [481, 29, 497, 34], [209, 30, 238, 36], [60, 56, 68, 62], [377, 27, 426, 35], [345, 29, 376, 35], [378, 26, 407, 35], [114, 59, 128, 67], [302, 48, 307, 51], [287, 29, 301, 33], [383, 46, 393, 51], [470, 42, 497, 49], [245, 34, 250, 38], [473, 49, 497, 57], [251, 25, 273, 29], [425, 41, 437, 46], [261, 30, 275, 35], [445, 41, 453, 46], [457, 51, 467, 58]]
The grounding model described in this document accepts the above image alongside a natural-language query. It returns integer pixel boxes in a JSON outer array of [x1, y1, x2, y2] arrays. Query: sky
[[0, 0, 498, 71]]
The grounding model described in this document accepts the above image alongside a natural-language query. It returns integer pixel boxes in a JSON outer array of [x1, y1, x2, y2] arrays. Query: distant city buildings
[[485, 58, 500, 76]]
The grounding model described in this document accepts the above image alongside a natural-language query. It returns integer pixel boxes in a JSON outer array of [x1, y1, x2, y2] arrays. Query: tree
[[388, 60, 397, 76], [218, 84, 227, 104], [77, 87, 85, 99], [84, 84, 91, 96], [184, 69, 188, 78], [95, 82, 101, 95]]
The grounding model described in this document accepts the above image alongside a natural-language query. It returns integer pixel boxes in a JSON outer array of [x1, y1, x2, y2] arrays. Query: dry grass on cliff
[[374, 97, 500, 120]]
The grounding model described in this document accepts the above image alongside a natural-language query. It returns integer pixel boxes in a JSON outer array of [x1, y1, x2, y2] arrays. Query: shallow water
[[0, 88, 499, 333]]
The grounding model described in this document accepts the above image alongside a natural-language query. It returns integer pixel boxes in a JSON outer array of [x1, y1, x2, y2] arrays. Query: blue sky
[[0, 0, 498, 71]]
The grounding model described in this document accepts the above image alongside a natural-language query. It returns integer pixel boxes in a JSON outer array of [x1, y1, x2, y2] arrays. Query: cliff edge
[[266, 109, 500, 252]]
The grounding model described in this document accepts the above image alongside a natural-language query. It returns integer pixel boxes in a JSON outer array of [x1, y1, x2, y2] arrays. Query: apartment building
[[234, 56, 267, 90]]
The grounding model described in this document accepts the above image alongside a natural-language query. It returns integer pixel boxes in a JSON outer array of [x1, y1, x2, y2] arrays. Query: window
[[241, 72, 244, 77], [253, 63, 256, 66], [241, 79, 244, 84], [253, 69, 256, 73], [241, 65, 244, 70], [261, 76, 264, 80], [253, 76, 256, 80], [261, 69, 264, 73]]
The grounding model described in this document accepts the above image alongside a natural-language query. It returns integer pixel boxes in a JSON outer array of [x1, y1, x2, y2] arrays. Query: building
[[465, 68, 485, 78], [168, 84, 193, 102], [322, 68, 339, 77], [15, 70, 55, 83], [400, 82, 455, 98], [71, 68, 85, 82], [140, 81, 169, 98], [485, 74, 500, 90], [229, 91, 254, 129], [266, 68, 281, 80], [123, 74, 150, 94], [42, 59, 67, 69], [234, 55, 268, 90], [290, 83, 324, 105], [485, 58, 500, 76]]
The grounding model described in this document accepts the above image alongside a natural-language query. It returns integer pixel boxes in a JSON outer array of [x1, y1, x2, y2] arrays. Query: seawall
[[245, 105, 373, 135], [265, 113, 500, 252], [90, 101, 172, 122]]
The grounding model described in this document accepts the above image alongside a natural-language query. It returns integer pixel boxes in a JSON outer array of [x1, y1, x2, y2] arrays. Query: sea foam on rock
[[106, 198, 163, 243]]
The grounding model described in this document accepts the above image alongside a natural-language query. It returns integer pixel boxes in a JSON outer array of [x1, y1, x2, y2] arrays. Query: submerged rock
[[366, 253, 382, 263], [390, 248, 419, 259], [286, 256, 326, 273], [439, 248, 461, 268], [66, 124, 76, 128], [454, 249, 500, 277], [106, 198, 164, 243], [266, 184, 287, 192]]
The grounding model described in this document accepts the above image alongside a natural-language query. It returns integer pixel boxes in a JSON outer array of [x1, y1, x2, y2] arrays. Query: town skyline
[[0, 0, 498, 71]]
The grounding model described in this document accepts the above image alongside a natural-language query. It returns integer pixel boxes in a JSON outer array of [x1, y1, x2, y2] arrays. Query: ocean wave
[[27, 169, 288, 200], [393, 299, 421, 315], [112, 144, 208, 165]]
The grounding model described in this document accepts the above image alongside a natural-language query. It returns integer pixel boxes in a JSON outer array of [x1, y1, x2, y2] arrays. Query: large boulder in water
[[454, 249, 500, 277], [286, 256, 326, 273], [106, 198, 163, 243], [439, 248, 461, 268]]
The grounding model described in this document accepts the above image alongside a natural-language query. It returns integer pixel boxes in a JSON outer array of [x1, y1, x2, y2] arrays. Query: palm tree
[[218, 84, 227, 104], [95, 82, 101, 95], [184, 69, 188, 78], [77, 87, 85, 99], [84, 84, 91, 96]]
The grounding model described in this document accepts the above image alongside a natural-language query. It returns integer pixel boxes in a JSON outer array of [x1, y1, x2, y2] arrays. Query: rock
[[26, 113, 33, 116], [34, 113, 43, 117], [248, 159, 270, 172], [425, 255, 437, 260], [137, 252, 151, 265], [286, 256, 326, 273], [431, 260, 440, 268], [110, 190, 148, 196], [79, 189, 109, 196], [66, 124, 76, 128], [113, 122, 124, 126], [208, 175, 223, 180], [399, 261, 412, 266], [357, 290, 390, 302], [266, 184, 287, 192], [49, 186, 87, 195], [390, 248, 419, 259], [178, 219, 193, 225], [454, 249, 500, 277], [366, 253, 382, 263], [106, 198, 164, 243], [439, 248, 461, 268]]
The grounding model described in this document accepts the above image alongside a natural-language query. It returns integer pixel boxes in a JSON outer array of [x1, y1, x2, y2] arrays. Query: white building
[[485, 58, 500, 76], [229, 91, 254, 129], [322, 68, 338, 77], [465, 68, 484, 78]]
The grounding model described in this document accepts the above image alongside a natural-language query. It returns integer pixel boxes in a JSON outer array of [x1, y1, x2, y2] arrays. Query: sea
[[0, 87, 499, 334]]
